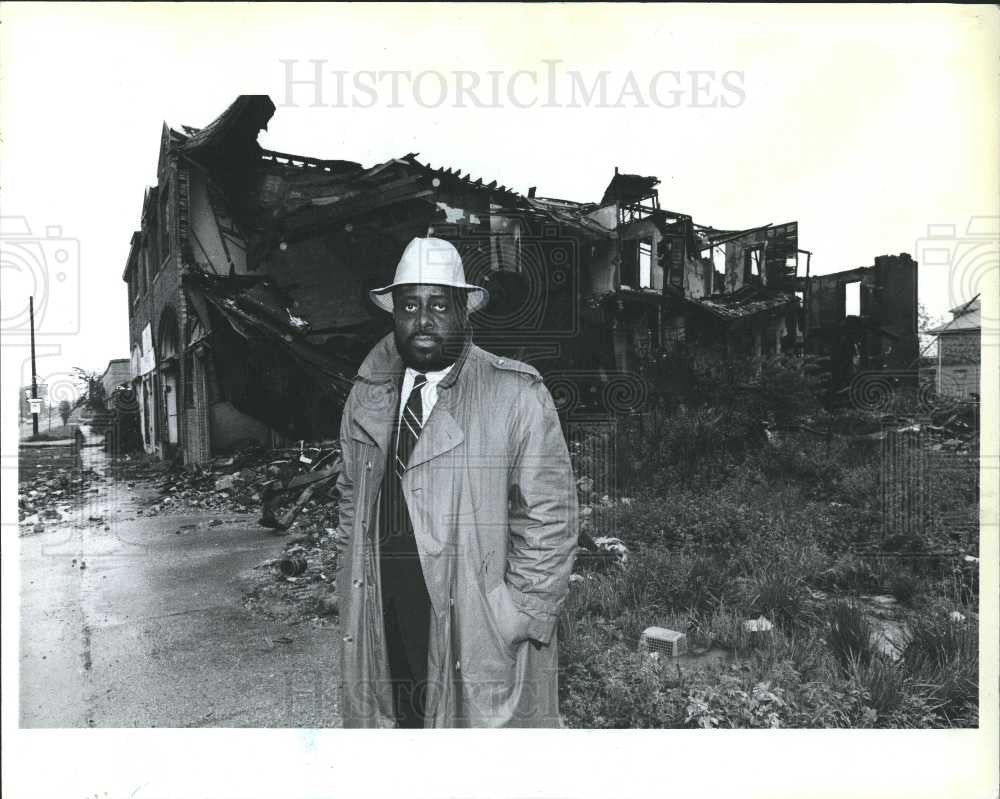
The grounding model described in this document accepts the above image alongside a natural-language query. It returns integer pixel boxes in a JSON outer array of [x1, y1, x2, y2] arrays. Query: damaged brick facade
[[804, 254, 919, 397]]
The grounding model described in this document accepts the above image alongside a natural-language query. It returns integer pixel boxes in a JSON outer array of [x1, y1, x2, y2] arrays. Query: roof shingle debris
[[692, 286, 799, 320]]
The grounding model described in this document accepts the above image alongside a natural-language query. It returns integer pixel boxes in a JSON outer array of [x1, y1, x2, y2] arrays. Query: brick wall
[[183, 350, 212, 464], [126, 147, 190, 457]]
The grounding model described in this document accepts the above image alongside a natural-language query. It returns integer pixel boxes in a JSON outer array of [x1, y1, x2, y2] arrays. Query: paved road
[[19, 471, 340, 728]]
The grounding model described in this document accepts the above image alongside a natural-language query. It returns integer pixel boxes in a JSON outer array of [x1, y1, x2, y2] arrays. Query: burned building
[[124, 95, 523, 462], [804, 254, 919, 397], [123, 94, 917, 463], [484, 171, 808, 385]]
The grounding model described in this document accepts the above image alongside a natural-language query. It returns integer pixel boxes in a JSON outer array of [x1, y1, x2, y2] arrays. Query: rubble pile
[[833, 402, 979, 453], [244, 528, 341, 625], [142, 463, 263, 515], [96, 445, 344, 624], [922, 406, 979, 453], [126, 444, 341, 522], [18, 451, 102, 535]]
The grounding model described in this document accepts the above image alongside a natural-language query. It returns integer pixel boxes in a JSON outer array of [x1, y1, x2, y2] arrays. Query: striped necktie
[[394, 373, 427, 478]]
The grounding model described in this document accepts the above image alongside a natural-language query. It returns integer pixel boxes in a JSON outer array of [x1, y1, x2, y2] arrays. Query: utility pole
[[30, 295, 39, 437]]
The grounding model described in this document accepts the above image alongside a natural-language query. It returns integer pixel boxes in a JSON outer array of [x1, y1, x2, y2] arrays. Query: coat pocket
[[485, 581, 530, 662]]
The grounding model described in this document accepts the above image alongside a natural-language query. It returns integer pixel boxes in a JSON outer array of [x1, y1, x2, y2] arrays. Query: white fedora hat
[[369, 236, 489, 313]]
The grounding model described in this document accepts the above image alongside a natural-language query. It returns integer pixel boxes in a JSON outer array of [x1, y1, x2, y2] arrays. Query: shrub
[[693, 604, 755, 652], [951, 557, 980, 608], [559, 640, 687, 728], [617, 404, 764, 489], [902, 612, 977, 672], [889, 571, 920, 605], [899, 613, 978, 725], [816, 553, 880, 593], [759, 436, 844, 487], [680, 556, 739, 611], [827, 602, 875, 673], [788, 680, 857, 727], [684, 673, 790, 728], [757, 629, 832, 684], [848, 655, 908, 722], [745, 569, 810, 628], [757, 354, 826, 425]]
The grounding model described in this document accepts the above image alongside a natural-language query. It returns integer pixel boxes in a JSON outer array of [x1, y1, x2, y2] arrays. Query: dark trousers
[[381, 583, 431, 728], [379, 465, 432, 727]]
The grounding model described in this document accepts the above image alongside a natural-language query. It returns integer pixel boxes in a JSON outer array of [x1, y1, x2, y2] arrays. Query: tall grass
[[560, 386, 979, 728], [826, 602, 874, 673], [900, 614, 978, 724]]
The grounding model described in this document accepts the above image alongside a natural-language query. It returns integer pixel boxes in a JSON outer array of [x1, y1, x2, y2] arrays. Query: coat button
[[342, 634, 353, 643], [352, 579, 363, 588], [365, 461, 373, 470]]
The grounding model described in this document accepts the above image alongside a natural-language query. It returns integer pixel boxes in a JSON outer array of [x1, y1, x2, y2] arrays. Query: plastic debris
[[744, 616, 774, 633]]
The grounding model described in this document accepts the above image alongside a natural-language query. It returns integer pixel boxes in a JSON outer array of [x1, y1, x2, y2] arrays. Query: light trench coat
[[334, 333, 578, 727]]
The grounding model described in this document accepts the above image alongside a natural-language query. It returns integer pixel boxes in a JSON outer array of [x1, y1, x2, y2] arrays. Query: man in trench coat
[[334, 236, 578, 728]]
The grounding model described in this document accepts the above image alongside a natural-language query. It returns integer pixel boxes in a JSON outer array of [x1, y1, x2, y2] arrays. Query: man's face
[[392, 284, 468, 371]]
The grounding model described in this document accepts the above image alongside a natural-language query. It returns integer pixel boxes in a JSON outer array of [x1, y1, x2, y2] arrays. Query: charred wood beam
[[278, 188, 436, 243], [699, 223, 774, 249]]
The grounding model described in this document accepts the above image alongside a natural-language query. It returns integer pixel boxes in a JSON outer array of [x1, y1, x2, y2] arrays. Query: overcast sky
[[2, 3, 997, 400]]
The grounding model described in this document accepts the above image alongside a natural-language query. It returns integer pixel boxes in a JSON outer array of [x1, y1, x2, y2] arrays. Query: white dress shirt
[[398, 364, 454, 426]]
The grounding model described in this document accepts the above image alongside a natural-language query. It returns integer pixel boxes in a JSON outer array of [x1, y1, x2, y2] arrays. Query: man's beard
[[394, 329, 467, 371]]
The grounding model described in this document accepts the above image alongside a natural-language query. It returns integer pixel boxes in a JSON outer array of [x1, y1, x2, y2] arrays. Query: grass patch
[[560, 397, 978, 728]]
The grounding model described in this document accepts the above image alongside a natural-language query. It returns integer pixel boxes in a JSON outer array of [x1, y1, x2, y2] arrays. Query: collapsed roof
[[601, 171, 660, 206], [183, 269, 355, 437], [690, 285, 798, 321]]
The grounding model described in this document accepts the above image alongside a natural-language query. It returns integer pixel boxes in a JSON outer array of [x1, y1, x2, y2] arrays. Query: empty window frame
[[620, 239, 639, 288], [711, 245, 726, 286], [844, 280, 861, 317], [744, 246, 763, 280], [638, 240, 653, 288]]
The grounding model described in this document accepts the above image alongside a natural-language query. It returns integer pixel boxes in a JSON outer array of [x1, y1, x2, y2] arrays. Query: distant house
[[100, 359, 131, 409], [929, 296, 980, 399]]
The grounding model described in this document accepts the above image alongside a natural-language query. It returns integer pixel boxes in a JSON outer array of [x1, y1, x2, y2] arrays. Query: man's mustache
[[408, 332, 443, 343]]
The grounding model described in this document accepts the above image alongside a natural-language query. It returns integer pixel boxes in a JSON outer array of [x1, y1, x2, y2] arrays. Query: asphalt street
[[19, 463, 340, 728]]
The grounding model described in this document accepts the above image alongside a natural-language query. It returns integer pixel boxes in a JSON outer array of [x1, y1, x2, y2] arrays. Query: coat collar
[[351, 331, 478, 457]]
